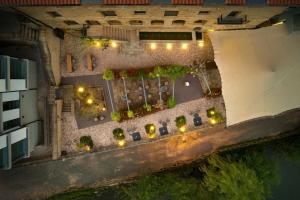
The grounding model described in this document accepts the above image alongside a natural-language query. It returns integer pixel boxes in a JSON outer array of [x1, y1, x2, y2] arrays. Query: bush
[[175, 116, 186, 128], [102, 69, 115, 81], [111, 111, 121, 122], [113, 128, 125, 140], [206, 107, 216, 118], [127, 110, 134, 118], [143, 104, 152, 112], [167, 97, 176, 108], [79, 136, 94, 149]]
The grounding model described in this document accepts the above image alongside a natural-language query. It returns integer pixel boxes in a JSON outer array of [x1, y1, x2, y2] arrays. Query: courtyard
[[59, 31, 225, 153]]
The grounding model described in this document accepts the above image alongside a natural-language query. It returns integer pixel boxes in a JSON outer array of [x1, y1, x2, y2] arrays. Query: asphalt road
[[0, 108, 300, 200]]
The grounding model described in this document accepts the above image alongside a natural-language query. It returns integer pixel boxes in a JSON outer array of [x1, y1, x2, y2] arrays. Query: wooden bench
[[66, 54, 73, 73], [87, 54, 93, 71]]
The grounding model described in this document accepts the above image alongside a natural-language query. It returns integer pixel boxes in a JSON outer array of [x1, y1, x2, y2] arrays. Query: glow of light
[[78, 87, 84, 93], [210, 118, 217, 125], [166, 43, 172, 50], [273, 21, 284, 26], [210, 110, 215, 115], [208, 29, 215, 32], [87, 98, 93, 104], [111, 41, 117, 48], [150, 125, 155, 132], [148, 133, 156, 139], [85, 145, 91, 152], [179, 125, 186, 133], [181, 43, 188, 50], [198, 41, 204, 48], [118, 140, 125, 147], [96, 41, 100, 47], [102, 107, 106, 111], [150, 43, 156, 50]]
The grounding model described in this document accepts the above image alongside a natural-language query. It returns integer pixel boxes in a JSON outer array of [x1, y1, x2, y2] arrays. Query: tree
[[103, 69, 115, 112], [201, 155, 266, 200], [166, 65, 187, 99], [123, 173, 201, 200], [149, 66, 166, 106], [119, 70, 131, 115]]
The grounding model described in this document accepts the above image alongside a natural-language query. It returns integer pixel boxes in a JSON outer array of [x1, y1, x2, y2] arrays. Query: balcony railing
[[217, 15, 247, 25]]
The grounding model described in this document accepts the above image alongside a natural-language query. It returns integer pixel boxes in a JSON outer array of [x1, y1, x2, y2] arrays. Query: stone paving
[[61, 96, 225, 153]]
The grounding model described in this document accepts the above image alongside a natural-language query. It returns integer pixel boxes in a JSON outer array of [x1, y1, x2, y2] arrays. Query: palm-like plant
[[149, 66, 166, 106], [102, 69, 115, 112], [138, 69, 148, 109], [119, 70, 130, 112], [166, 65, 187, 99]]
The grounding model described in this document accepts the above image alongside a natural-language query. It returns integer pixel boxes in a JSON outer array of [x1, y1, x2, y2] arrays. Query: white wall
[[209, 25, 300, 126]]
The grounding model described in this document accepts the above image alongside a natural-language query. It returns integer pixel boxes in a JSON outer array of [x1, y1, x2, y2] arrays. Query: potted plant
[[145, 124, 156, 139], [175, 115, 187, 133], [167, 97, 176, 108], [78, 136, 94, 152], [113, 128, 126, 147]]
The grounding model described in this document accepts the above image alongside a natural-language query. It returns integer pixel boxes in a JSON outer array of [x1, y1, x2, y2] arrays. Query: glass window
[[3, 100, 20, 111], [3, 118, 20, 131], [0, 56, 7, 79], [10, 58, 26, 79], [164, 11, 178, 16], [11, 139, 26, 161], [101, 11, 117, 16], [134, 11, 146, 15]]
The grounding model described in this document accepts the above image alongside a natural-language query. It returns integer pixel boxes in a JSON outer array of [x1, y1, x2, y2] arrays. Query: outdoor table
[[132, 132, 141, 141], [159, 126, 169, 136]]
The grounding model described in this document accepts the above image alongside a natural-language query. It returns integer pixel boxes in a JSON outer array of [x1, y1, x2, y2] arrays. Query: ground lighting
[[179, 125, 186, 133], [181, 43, 188, 50], [210, 118, 217, 125], [198, 41, 204, 48], [77, 86, 84, 93], [95, 41, 100, 47], [86, 98, 93, 105], [118, 140, 125, 147], [111, 41, 117, 48]]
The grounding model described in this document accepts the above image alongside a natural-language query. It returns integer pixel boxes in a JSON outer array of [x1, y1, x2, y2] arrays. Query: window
[[11, 139, 27, 161], [164, 11, 178, 16], [0, 148, 8, 168], [227, 11, 240, 17], [63, 20, 79, 25], [129, 20, 143, 25], [172, 20, 185, 25], [47, 11, 62, 18], [10, 58, 26, 79], [199, 11, 210, 15], [3, 100, 20, 111], [86, 20, 101, 25], [101, 11, 117, 16], [3, 118, 20, 131], [134, 11, 146, 15], [0, 57, 7, 79], [151, 20, 164, 25], [107, 20, 121, 25], [194, 20, 207, 24]]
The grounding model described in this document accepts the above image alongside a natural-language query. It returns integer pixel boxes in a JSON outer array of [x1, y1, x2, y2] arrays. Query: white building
[[0, 55, 41, 169]]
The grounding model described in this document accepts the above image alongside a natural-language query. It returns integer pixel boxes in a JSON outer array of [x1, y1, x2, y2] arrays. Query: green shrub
[[102, 69, 115, 81], [167, 97, 176, 108], [143, 104, 152, 112], [111, 112, 121, 122], [145, 124, 156, 138], [206, 107, 216, 118], [175, 116, 186, 128], [79, 136, 94, 149], [113, 128, 125, 140], [127, 110, 134, 118]]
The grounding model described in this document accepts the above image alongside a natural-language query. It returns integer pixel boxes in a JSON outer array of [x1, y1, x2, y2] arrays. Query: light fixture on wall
[[166, 43, 172, 50], [181, 43, 188, 50], [150, 43, 156, 50]]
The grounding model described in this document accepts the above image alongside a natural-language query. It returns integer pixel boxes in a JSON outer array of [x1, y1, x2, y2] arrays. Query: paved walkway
[[0, 109, 300, 200]]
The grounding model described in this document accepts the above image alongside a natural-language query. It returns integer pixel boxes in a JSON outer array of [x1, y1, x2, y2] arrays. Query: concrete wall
[[20, 90, 39, 125], [209, 24, 300, 125], [27, 60, 37, 89], [27, 121, 42, 153], [44, 29, 61, 86]]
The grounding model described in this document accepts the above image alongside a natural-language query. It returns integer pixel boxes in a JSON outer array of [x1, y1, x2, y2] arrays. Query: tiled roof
[[0, 0, 81, 6], [225, 0, 246, 5], [267, 0, 300, 5], [171, 0, 203, 5], [103, 0, 150, 4]]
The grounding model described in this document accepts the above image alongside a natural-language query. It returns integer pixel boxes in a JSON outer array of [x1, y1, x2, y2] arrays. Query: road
[[0, 108, 300, 200]]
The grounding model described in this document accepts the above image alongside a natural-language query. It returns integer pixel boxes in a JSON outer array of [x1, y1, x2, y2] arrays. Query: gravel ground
[[61, 32, 214, 77], [61, 96, 225, 152]]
